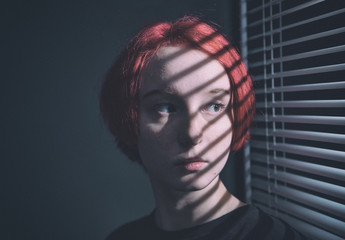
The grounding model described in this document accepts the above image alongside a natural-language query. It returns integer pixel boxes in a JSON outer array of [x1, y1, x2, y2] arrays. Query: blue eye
[[153, 104, 176, 114], [206, 103, 225, 113]]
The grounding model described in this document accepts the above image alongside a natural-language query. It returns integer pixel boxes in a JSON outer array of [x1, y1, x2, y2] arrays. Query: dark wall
[[1, 1, 239, 239]]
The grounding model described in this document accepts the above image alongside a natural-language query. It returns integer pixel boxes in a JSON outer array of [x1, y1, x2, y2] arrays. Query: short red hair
[[100, 16, 255, 162]]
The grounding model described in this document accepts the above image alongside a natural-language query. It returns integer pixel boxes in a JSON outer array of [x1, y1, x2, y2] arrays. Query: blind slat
[[250, 140, 267, 150], [249, 45, 345, 68], [277, 211, 345, 240], [251, 128, 345, 145], [243, 0, 280, 16], [272, 156, 345, 180], [272, 129, 345, 144], [247, 8, 345, 43], [255, 81, 345, 94], [270, 63, 345, 78], [251, 166, 345, 200], [273, 81, 345, 92], [251, 141, 345, 162], [273, 185, 345, 219], [248, 27, 345, 56], [274, 199, 345, 237], [250, 153, 345, 181], [243, 1, 345, 238], [273, 171, 345, 200], [254, 201, 344, 240], [272, 100, 345, 108], [269, 45, 345, 64], [246, 0, 324, 29], [272, 143, 345, 163], [252, 178, 345, 219], [256, 100, 345, 108], [254, 115, 345, 125]]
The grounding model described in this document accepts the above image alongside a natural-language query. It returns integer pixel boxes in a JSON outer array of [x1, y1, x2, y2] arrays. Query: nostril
[[191, 134, 203, 145]]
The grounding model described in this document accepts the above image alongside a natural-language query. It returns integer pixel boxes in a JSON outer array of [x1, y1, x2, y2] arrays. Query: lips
[[175, 157, 207, 171]]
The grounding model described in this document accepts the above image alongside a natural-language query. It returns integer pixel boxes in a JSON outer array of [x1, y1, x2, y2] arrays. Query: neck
[[151, 177, 245, 231]]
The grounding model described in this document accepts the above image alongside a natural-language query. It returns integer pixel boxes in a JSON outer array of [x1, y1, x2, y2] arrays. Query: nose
[[178, 112, 204, 148]]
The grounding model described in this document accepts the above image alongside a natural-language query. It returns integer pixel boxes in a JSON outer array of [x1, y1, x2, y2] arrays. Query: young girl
[[101, 16, 307, 240]]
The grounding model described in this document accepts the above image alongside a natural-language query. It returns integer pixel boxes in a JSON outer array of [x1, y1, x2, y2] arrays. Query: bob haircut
[[100, 16, 255, 163]]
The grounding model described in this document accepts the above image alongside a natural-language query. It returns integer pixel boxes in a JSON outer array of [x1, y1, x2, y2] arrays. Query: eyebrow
[[208, 88, 230, 96], [142, 87, 178, 99], [142, 87, 230, 99]]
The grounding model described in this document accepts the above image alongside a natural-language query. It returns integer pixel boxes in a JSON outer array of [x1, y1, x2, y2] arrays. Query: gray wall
[[1, 1, 238, 239]]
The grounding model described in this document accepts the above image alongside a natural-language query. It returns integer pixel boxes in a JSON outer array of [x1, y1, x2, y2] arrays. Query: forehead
[[141, 46, 230, 96]]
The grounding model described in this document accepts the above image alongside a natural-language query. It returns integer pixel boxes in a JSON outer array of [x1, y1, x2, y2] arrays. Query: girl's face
[[138, 46, 232, 192]]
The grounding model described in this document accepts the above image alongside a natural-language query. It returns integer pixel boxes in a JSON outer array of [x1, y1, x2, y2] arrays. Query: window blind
[[240, 1, 345, 239]]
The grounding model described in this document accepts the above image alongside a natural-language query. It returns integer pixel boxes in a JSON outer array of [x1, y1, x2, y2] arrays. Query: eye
[[153, 103, 176, 115], [204, 103, 225, 113]]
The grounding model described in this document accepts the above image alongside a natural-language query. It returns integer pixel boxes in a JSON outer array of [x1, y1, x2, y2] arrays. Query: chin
[[174, 174, 220, 192]]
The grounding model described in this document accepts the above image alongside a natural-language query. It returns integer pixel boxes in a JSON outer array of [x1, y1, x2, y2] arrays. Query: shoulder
[[238, 205, 309, 240], [106, 213, 155, 240]]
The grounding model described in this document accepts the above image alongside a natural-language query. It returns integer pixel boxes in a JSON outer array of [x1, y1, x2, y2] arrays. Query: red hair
[[100, 16, 255, 162]]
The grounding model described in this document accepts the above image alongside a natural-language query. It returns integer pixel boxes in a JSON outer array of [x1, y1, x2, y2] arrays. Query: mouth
[[175, 157, 207, 171]]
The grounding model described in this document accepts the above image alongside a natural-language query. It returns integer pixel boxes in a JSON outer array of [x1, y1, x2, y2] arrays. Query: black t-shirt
[[107, 205, 309, 240]]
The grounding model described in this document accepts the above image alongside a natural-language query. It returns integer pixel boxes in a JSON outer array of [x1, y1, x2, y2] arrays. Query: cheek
[[137, 116, 173, 159], [139, 120, 169, 145], [204, 116, 233, 153]]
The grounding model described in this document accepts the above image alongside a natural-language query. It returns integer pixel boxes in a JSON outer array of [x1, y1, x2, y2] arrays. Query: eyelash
[[203, 103, 226, 114], [152, 103, 176, 115], [152, 102, 226, 116]]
